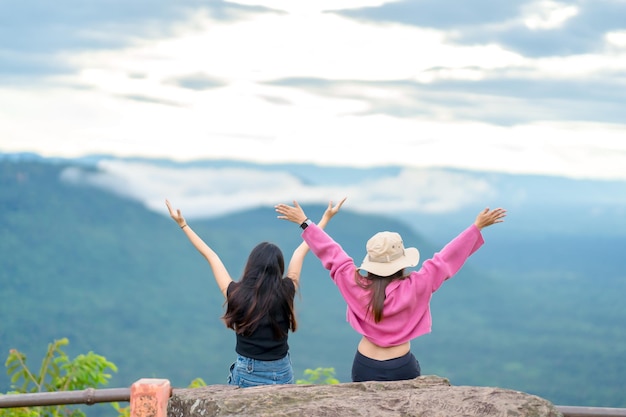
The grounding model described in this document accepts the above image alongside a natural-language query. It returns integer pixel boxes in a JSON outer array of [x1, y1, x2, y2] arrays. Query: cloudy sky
[[1, 0, 626, 181]]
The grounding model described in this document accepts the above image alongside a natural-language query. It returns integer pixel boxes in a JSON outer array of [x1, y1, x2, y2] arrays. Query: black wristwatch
[[300, 218, 312, 230]]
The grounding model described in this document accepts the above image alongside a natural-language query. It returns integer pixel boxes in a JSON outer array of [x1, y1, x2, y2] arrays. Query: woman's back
[[227, 278, 295, 361], [297, 223, 484, 347]]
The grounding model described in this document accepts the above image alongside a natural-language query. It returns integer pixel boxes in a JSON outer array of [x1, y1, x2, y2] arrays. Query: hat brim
[[358, 247, 420, 277]]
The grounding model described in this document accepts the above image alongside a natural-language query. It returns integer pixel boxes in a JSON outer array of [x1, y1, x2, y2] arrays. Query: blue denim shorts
[[227, 353, 294, 388]]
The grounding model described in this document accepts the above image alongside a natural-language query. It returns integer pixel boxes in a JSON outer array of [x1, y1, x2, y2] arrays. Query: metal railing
[[0, 388, 132, 408], [555, 406, 626, 417], [1, 389, 626, 416]]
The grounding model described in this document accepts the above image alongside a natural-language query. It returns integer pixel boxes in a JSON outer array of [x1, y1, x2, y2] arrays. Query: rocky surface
[[167, 375, 563, 417]]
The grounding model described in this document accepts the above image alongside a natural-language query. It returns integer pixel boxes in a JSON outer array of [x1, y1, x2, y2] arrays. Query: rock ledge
[[168, 375, 562, 417]]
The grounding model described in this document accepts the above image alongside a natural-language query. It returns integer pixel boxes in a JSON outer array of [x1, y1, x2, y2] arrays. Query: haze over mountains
[[1, 153, 625, 408]]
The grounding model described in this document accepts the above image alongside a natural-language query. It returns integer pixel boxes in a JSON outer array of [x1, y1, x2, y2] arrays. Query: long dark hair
[[356, 269, 407, 323], [222, 242, 297, 338]]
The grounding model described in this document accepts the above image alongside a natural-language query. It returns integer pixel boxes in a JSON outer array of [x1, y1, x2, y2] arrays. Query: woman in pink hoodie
[[275, 200, 506, 382]]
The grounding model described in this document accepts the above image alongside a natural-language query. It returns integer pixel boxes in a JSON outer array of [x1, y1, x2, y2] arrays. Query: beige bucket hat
[[358, 231, 420, 277]]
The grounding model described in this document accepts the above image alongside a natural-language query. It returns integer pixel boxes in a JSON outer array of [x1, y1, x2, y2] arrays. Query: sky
[[1, 0, 626, 181]]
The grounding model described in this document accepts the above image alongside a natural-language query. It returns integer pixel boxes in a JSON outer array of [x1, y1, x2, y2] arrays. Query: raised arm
[[474, 207, 507, 230], [278, 198, 346, 287], [165, 199, 233, 298], [419, 207, 507, 292]]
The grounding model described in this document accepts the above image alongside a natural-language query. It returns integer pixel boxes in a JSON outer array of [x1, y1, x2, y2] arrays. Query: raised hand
[[319, 197, 347, 228], [474, 207, 507, 230], [275, 201, 308, 225], [165, 199, 187, 228]]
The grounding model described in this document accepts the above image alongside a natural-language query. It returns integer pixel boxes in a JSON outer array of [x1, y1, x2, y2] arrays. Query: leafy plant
[[1, 338, 212, 417], [187, 378, 207, 389], [109, 402, 130, 417], [296, 367, 339, 385], [1, 338, 117, 417], [0, 400, 38, 417]]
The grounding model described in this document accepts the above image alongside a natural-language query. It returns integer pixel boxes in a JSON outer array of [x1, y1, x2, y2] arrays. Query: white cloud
[[70, 12, 453, 83], [1, 1, 625, 182], [58, 159, 496, 219], [522, 0, 579, 30], [606, 30, 626, 49], [225, 0, 398, 13]]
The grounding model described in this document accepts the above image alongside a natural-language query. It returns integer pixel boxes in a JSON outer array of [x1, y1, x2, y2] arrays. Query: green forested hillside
[[1, 159, 625, 408]]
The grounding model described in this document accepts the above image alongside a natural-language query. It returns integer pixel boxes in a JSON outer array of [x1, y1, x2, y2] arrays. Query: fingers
[[490, 208, 506, 216], [484, 208, 506, 224], [165, 199, 175, 216], [276, 199, 346, 221], [274, 203, 290, 214], [492, 208, 507, 223], [481, 207, 506, 217], [326, 197, 347, 213], [475, 207, 506, 229], [274, 203, 295, 220]]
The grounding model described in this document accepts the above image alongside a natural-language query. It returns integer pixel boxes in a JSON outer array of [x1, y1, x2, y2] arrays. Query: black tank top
[[227, 281, 292, 360]]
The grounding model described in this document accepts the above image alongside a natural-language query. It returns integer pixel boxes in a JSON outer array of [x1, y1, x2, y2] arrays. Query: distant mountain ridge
[[4, 151, 624, 239], [1, 155, 625, 408]]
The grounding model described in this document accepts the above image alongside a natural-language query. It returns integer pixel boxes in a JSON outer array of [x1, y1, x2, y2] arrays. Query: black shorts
[[351, 350, 421, 382]]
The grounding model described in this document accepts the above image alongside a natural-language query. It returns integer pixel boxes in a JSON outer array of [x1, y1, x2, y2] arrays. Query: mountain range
[[1, 153, 625, 408]]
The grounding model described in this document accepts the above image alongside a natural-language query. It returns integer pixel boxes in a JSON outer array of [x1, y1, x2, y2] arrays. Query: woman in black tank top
[[165, 198, 345, 387]]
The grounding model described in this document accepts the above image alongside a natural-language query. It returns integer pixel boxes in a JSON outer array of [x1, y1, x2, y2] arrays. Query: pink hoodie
[[302, 223, 484, 347]]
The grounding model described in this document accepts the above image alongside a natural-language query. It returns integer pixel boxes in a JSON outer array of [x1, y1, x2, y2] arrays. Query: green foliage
[[109, 402, 130, 417], [187, 377, 207, 388], [296, 368, 339, 385], [0, 397, 39, 417], [1, 338, 117, 417], [1, 336, 212, 417]]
